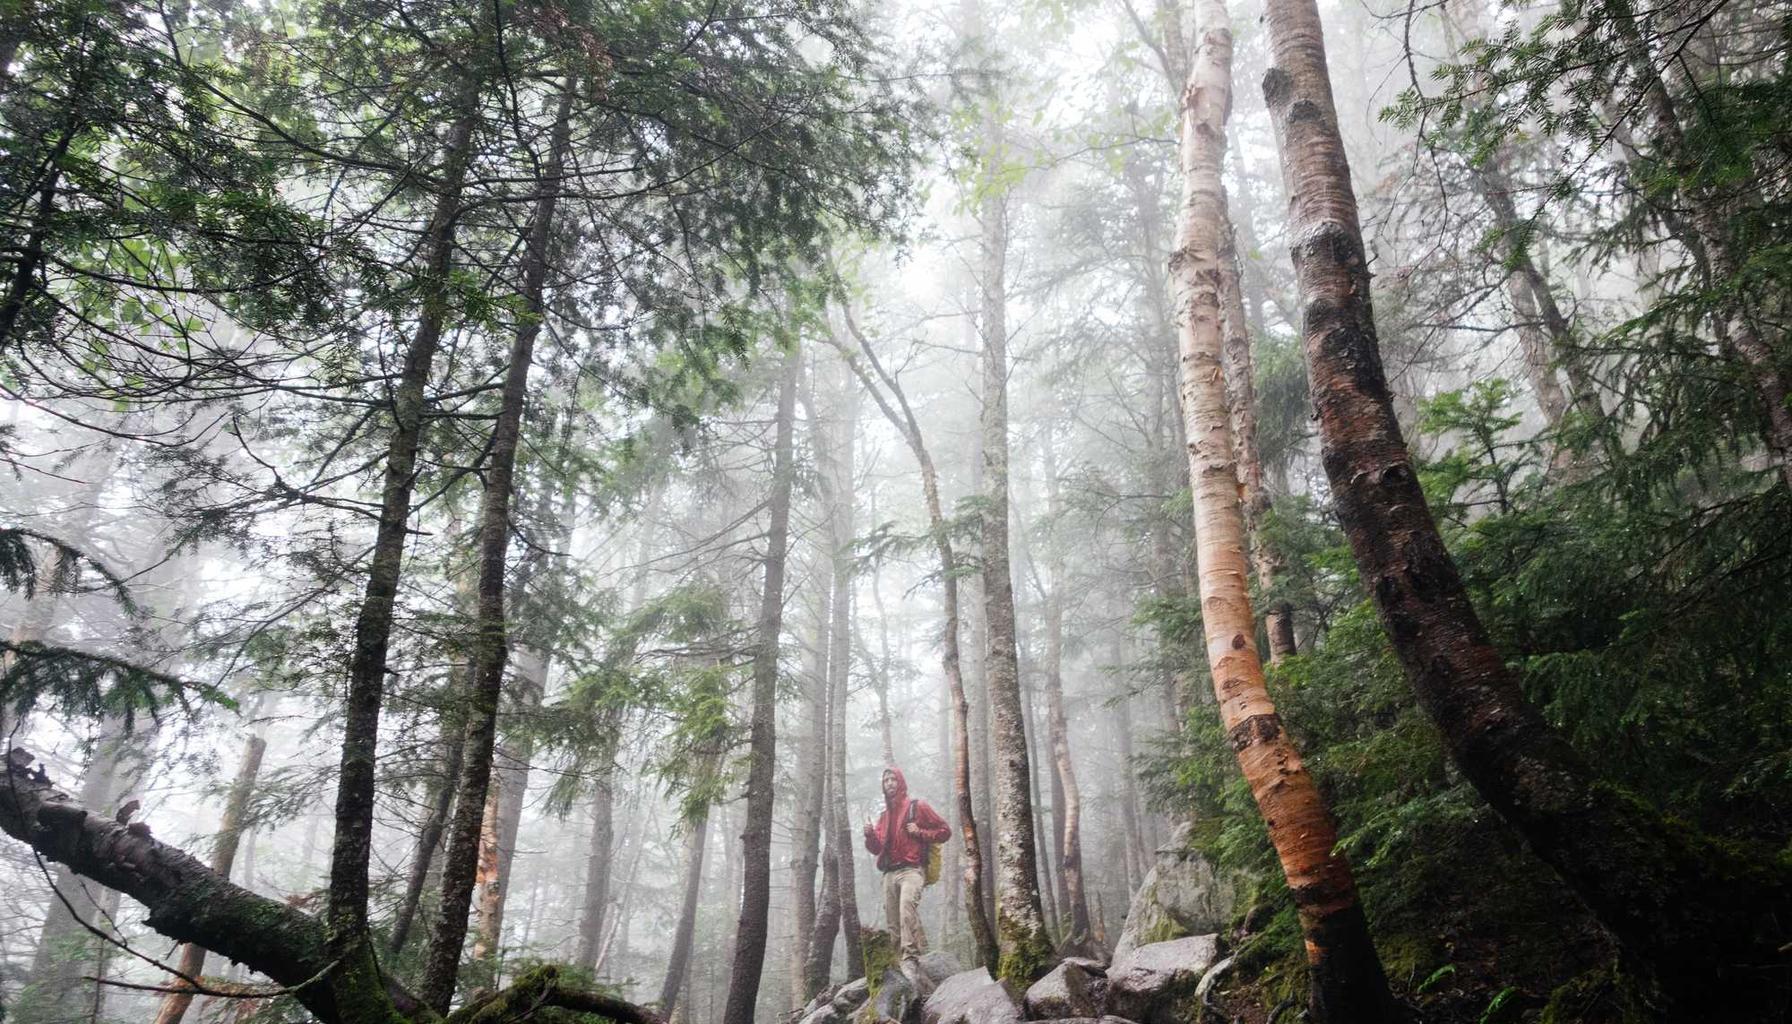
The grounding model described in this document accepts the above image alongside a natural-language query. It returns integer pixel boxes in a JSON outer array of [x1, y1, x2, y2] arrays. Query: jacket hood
[[882, 765, 909, 810]]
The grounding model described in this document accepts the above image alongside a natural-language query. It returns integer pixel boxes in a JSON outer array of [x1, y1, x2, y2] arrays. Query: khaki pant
[[881, 865, 927, 961]]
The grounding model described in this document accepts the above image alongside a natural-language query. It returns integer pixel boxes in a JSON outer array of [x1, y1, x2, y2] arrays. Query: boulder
[[1104, 935, 1222, 1024], [871, 967, 922, 1024], [1111, 824, 1238, 961], [832, 977, 871, 1013], [921, 967, 1023, 1024], [1022, 959, 1108, 1019], [799, 1002, 845, 1024], [916, 951, 963, 987]]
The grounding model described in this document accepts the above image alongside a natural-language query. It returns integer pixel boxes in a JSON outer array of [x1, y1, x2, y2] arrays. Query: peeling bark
[[1173, 2, 1395, 1020]]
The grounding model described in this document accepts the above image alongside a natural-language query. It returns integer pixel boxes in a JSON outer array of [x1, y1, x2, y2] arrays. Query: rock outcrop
[[1110, 824, 1237, 961]]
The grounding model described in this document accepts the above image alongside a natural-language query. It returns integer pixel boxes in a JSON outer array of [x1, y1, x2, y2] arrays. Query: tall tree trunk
[[329, 79, 483, 1014], [978, 107, 1054, 983], [152, 732, 267, 1024], [832, 305, 1000, 969], [1260, 0, 1792, 1013], [720, 344, 801, 1024], [470, 641, 549, 970], [418, 83, 573, 1013], [803, 789, 842, 995], [818, 352, 865, 979], [1175, 3, 1395, 1020]]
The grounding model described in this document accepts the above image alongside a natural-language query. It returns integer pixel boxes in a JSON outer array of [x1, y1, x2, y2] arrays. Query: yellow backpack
[[906, 801, 943, 886]]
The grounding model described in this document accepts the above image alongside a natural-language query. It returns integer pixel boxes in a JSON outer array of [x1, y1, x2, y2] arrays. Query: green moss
[[994, 909, 1054, 986], [861, 927, 898, 999], [447, 965, 558, 1024], [1135, 908, 1188, 947], [1538, 966, 1648, 1024]]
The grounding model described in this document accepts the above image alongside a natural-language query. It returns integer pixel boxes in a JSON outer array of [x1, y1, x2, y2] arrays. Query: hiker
[[862, 765, 951, 972]]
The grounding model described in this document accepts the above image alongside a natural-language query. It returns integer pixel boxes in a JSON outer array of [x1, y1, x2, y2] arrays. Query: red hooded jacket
[[863, 766, 951, 872]]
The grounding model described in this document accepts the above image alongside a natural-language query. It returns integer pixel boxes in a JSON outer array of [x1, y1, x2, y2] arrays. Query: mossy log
[[0, 750, 662, 1024]]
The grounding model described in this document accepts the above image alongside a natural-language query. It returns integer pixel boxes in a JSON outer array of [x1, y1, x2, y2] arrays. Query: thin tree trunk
[[803, 796, 842, 995], [1039, 448, 1092, 948], [819, 353, 865, 979], [720, 345, 801, 1024], [329, 79, 483, 1013], [152, 733, 267, 1024], [418, 83, 574, 1013], [978, 105, 1053, 982], [1261, 0, 1792, 1013], [830, 305, 1000, 970], [470, 641, 548, 969], [390, 696, 467, 954], [1218, 212, 1296, 662], [791, 586, 830, 999], [1175, 3, 1395, 1020], [659, 797, 713, 1015], [574, 775, 615, 971]]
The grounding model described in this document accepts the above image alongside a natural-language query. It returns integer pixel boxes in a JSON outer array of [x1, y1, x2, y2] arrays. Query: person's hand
[[904, 821, 921, 838], [863, 819, 876, 837]]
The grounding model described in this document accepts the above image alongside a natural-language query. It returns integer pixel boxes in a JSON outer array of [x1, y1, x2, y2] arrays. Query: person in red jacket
[[862, 765, 951, 970]]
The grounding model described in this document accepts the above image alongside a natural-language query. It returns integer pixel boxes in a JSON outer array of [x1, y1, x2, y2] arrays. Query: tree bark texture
[[1261, 0, 1792, 1012], [1217, 212, 1297, 662], [720, 344, 801, 1024], [978, 108, 1054, 984], [1174, 2, 1396, 1020]]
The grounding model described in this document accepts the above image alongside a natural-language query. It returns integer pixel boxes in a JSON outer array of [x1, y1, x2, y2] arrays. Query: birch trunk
[[1173, 2, 1394, 1019], [979, 106, 1054, 981], [1218, 213, 1296, 662], [1262, 0, 1792, 1012]]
